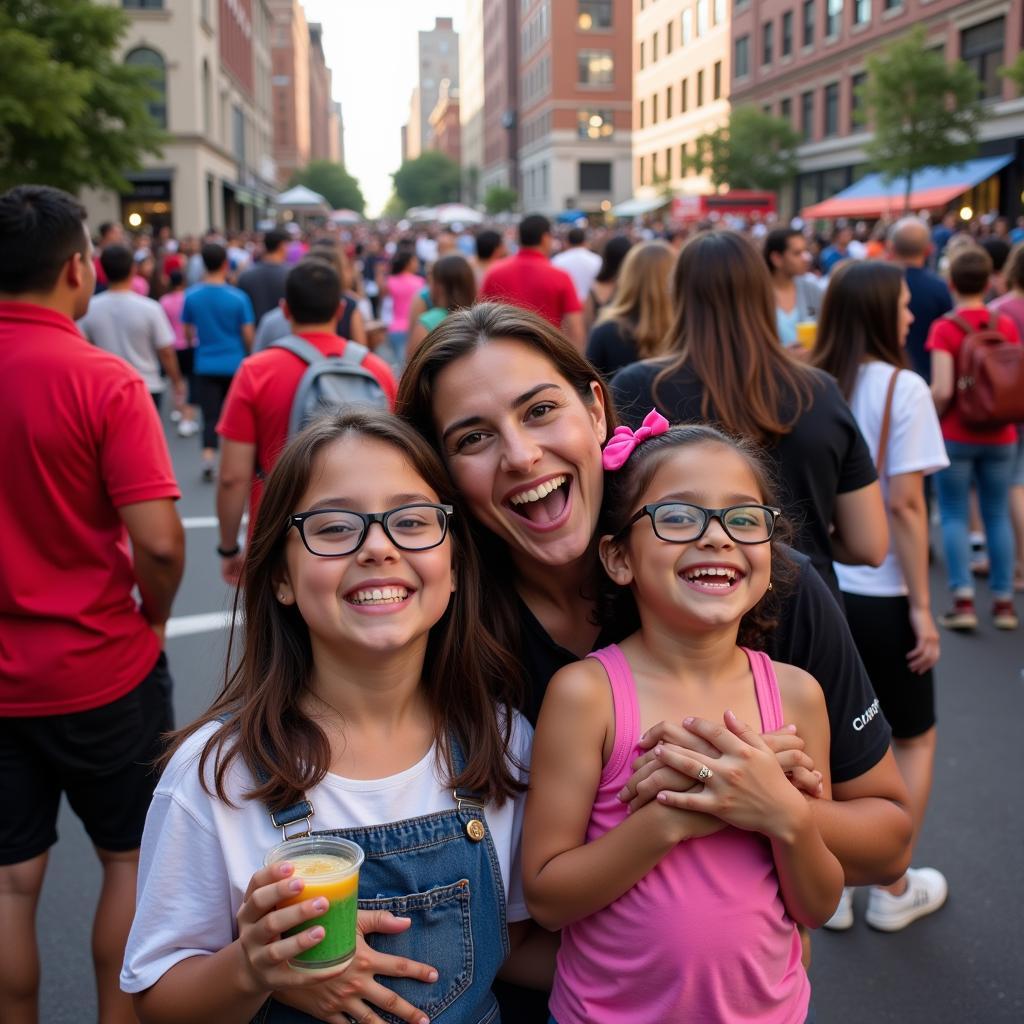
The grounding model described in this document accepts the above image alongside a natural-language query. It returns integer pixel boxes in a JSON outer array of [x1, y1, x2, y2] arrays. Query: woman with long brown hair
[[586, 240, 675, 377], [812, 260, 949, 934], [611, 230, 888, 598]]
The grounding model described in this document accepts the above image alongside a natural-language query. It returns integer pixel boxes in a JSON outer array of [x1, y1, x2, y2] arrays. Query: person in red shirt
[[479, 214, 585, 352], [0, 186, 184, 1022], [216, 258, 398, 583], [927, 245, 1020, 631]]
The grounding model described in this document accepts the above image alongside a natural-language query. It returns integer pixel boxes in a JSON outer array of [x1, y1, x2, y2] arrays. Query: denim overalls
[[252, 735, 509, 1024]]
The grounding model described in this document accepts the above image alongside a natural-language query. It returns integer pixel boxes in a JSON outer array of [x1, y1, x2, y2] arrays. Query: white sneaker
[[822, 886, 854, 931], [177, 419, 199, 438], [865, 867, 947, 932]]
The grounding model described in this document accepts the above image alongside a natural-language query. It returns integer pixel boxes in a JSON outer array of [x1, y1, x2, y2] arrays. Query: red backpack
[[946, 311, 1024, 429]]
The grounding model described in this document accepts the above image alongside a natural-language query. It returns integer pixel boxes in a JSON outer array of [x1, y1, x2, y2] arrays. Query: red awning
[[801, 185, 969, 220]]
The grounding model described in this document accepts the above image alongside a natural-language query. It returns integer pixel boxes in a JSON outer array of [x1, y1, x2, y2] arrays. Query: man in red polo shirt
[[479, 213, 585, 351], [215, 258, 397, 583], [0, 186, 184, 1022]]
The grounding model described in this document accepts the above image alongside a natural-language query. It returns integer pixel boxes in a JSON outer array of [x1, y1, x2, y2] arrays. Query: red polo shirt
[[216, 332, 398, 520], [0, 302, 180, 716], [479, 249, 582, 326]]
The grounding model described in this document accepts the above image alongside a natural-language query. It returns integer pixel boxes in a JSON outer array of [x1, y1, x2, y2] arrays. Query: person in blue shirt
[[819, 224, 853, 275], [182, 242, 254, 480]]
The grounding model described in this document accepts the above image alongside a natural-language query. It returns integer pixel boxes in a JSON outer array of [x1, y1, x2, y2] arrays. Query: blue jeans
[[935, 441, 1016, 596]]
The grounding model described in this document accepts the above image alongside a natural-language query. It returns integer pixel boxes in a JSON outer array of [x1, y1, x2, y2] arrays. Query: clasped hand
[[236, 860, 436, 1024]]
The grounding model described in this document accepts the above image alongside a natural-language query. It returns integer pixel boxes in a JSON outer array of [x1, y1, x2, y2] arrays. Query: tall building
[[481, 0, 520, 198], [84, 0, 277, 234], [329, 100, 346, 167], [517, 0, 634, 216], [418, 17, 461, 152], [460, 0, 486, 204], [633, 0, 732, 202], [430, 80, 463, 165], [269, 0, 311, 186], [729, 0, 1024, 217], [307, 22, 333, 162]]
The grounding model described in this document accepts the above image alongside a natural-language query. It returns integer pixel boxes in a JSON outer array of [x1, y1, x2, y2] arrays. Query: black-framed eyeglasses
[[288, 504, 454, 557], [617, 502, 782, 545]]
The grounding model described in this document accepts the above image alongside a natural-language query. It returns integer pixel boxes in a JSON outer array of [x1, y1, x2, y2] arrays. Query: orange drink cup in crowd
[[265, 836, 364, 971], [796, 321, 817, 350]]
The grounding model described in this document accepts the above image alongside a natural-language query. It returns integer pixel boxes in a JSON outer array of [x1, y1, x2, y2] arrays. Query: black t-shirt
[[610, 360, 877, 599], [904, 266, 953, 382], [516, 547, 891, 785], [237, 261, 289, 325], [586, 319, 639, 378]]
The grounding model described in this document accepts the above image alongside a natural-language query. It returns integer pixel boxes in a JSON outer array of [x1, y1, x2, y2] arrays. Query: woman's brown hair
[[597, 240, 676, 359], [598, 424, 797, 650], [430, 253, 477, 312], [655, 230, 814, 445], [397, 301, 619, 667], [812, 260, 908, 400], [164, 409, 525, 812]]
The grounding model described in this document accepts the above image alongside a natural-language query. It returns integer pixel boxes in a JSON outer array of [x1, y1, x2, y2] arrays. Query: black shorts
[[842, 592, 936, 740], [0, 652, 174, 866]]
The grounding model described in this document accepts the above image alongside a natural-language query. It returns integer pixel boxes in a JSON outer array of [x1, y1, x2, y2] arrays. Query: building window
[[232, 104, 245, 163], [652, 30, 659, 63], [854, 0, 870, 25], [781, 96, 792, 123], [578, 110, 613, 140], [850, 71, 867, 128], [696, 0, 709, 37], [714, 0, 726, 25], [762, 21, 774, 64], [578, 49, 614, 86], [667, 20, 674, 53], [652, 93, 659, 124], [578, 0, 612, 30], [123, 0, 164, 8], [802, 0, 815, 46], [883, 0, 901, 7], [682, 9, 693, 45], [826, 0, 843, 38], [640, 40, 645, 69], [681, 143, 688, 174], [824, 82, 840, 135], [681, 78, 689, 112], [782, 11, 794, 56], [713, 61, 722, 99], [961, 18, 1005, 99], [667, 84, 674, 118], [801, 89, 815, 140], [734, 35, 750, 78], [696, 68, 705, 106], [640, 155, 647, 186], [124, 47, 167, 128], [580, 161, 612, 192], [639, 99, 646, 129]]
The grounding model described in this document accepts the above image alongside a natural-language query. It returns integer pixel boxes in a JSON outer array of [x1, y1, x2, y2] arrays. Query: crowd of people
[[1, 182, 1022, 1024]]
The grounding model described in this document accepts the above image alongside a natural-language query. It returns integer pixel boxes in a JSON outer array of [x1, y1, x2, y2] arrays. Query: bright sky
[[302, 1, 464, 216]]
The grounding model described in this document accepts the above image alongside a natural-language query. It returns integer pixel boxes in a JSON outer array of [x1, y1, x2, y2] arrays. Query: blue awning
[[802, 155, 1014, 219]]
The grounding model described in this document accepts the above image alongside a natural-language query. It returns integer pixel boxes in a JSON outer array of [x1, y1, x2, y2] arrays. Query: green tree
[[1000, 52, 1024, 95], [289, 160, 365, 213], [391, 151, 462, 211], [0, 0, 164, 193], [858, 26, 982, 213], [483, 184, 517, 215], [687, 106, 800, 194]]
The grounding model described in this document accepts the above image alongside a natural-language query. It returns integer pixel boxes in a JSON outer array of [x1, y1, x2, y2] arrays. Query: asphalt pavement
[[36, 411, 1024, 1023]]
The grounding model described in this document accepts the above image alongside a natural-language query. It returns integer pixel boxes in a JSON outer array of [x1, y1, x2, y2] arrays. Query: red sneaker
[[939, 597, 977, 631], [992, 600, 1019, 631]]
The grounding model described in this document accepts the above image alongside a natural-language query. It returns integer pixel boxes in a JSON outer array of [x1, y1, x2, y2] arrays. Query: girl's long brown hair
[[163, 410, 525, 811], [598, 240, 676, 359], [812, 260, 908, 400], [654, 230, 814, 446], [397, 302, 619, 669]]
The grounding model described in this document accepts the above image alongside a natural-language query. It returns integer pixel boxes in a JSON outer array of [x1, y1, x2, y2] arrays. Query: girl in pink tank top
[[523, 417, 843, 1024]]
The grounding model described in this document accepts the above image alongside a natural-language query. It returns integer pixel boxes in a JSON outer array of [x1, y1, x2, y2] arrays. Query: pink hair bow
[[602, 409, 671, 470]]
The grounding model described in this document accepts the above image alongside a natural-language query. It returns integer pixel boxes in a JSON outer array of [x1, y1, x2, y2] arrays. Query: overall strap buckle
[[269, 799, 316, 841], [452, 789, 485, 813]]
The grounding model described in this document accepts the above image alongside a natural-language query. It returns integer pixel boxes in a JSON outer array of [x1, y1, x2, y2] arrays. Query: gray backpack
[[271, 335, 390, 440]]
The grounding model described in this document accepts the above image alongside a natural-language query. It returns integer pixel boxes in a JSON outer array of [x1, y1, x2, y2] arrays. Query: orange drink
[[265, 836, 364, 971], [795, 321, 817, 349]]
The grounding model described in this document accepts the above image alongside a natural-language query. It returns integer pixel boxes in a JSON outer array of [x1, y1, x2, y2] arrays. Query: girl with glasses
[[523, 418, 842, 1024], [122, 410, 551, 1024]]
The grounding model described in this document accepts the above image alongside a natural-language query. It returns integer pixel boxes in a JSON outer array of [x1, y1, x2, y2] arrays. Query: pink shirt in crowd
[[387, 272, 426, 333], [549, 644, 810, 1024], [159, 290, 188, 350]]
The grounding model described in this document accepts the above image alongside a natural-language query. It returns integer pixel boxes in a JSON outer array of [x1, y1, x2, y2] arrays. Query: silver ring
[[697, 764, 713, 781]]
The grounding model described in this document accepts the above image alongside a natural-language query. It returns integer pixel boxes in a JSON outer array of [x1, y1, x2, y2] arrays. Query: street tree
[[686, 106, 800, 195], [1000, 52, 1024, 95], [391, 151, 461, 211], [483, 185, 517, 215], [858, 26, 982, 213], [289, 160, 365, 213], [0, 0, 164, 193]]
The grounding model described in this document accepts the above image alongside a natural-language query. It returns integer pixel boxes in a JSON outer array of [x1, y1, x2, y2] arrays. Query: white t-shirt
[[78, 291, 175, 393], [121, 714, 533, 994], [552, 246, 602, 302], [835, 362, 948, 597]]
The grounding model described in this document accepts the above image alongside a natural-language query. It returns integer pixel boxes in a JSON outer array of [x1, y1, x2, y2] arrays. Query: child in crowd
[[121, 410, 547, 1024], [524, 416, 842, 1024]]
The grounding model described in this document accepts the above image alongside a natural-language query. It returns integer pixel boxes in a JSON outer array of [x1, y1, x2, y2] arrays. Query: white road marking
[[166, 610, 238, 638]]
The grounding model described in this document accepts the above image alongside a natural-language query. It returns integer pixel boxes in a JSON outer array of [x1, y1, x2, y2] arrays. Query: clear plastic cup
[[796, 321, 818, 349], [265, 836, 364, 971]]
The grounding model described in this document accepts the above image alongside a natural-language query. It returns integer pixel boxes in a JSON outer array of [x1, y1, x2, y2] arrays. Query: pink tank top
[[549, 644, 810, 1024]]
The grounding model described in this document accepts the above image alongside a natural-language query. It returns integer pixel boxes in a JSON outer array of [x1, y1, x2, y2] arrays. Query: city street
[[37, 411, 1024, 1024]]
